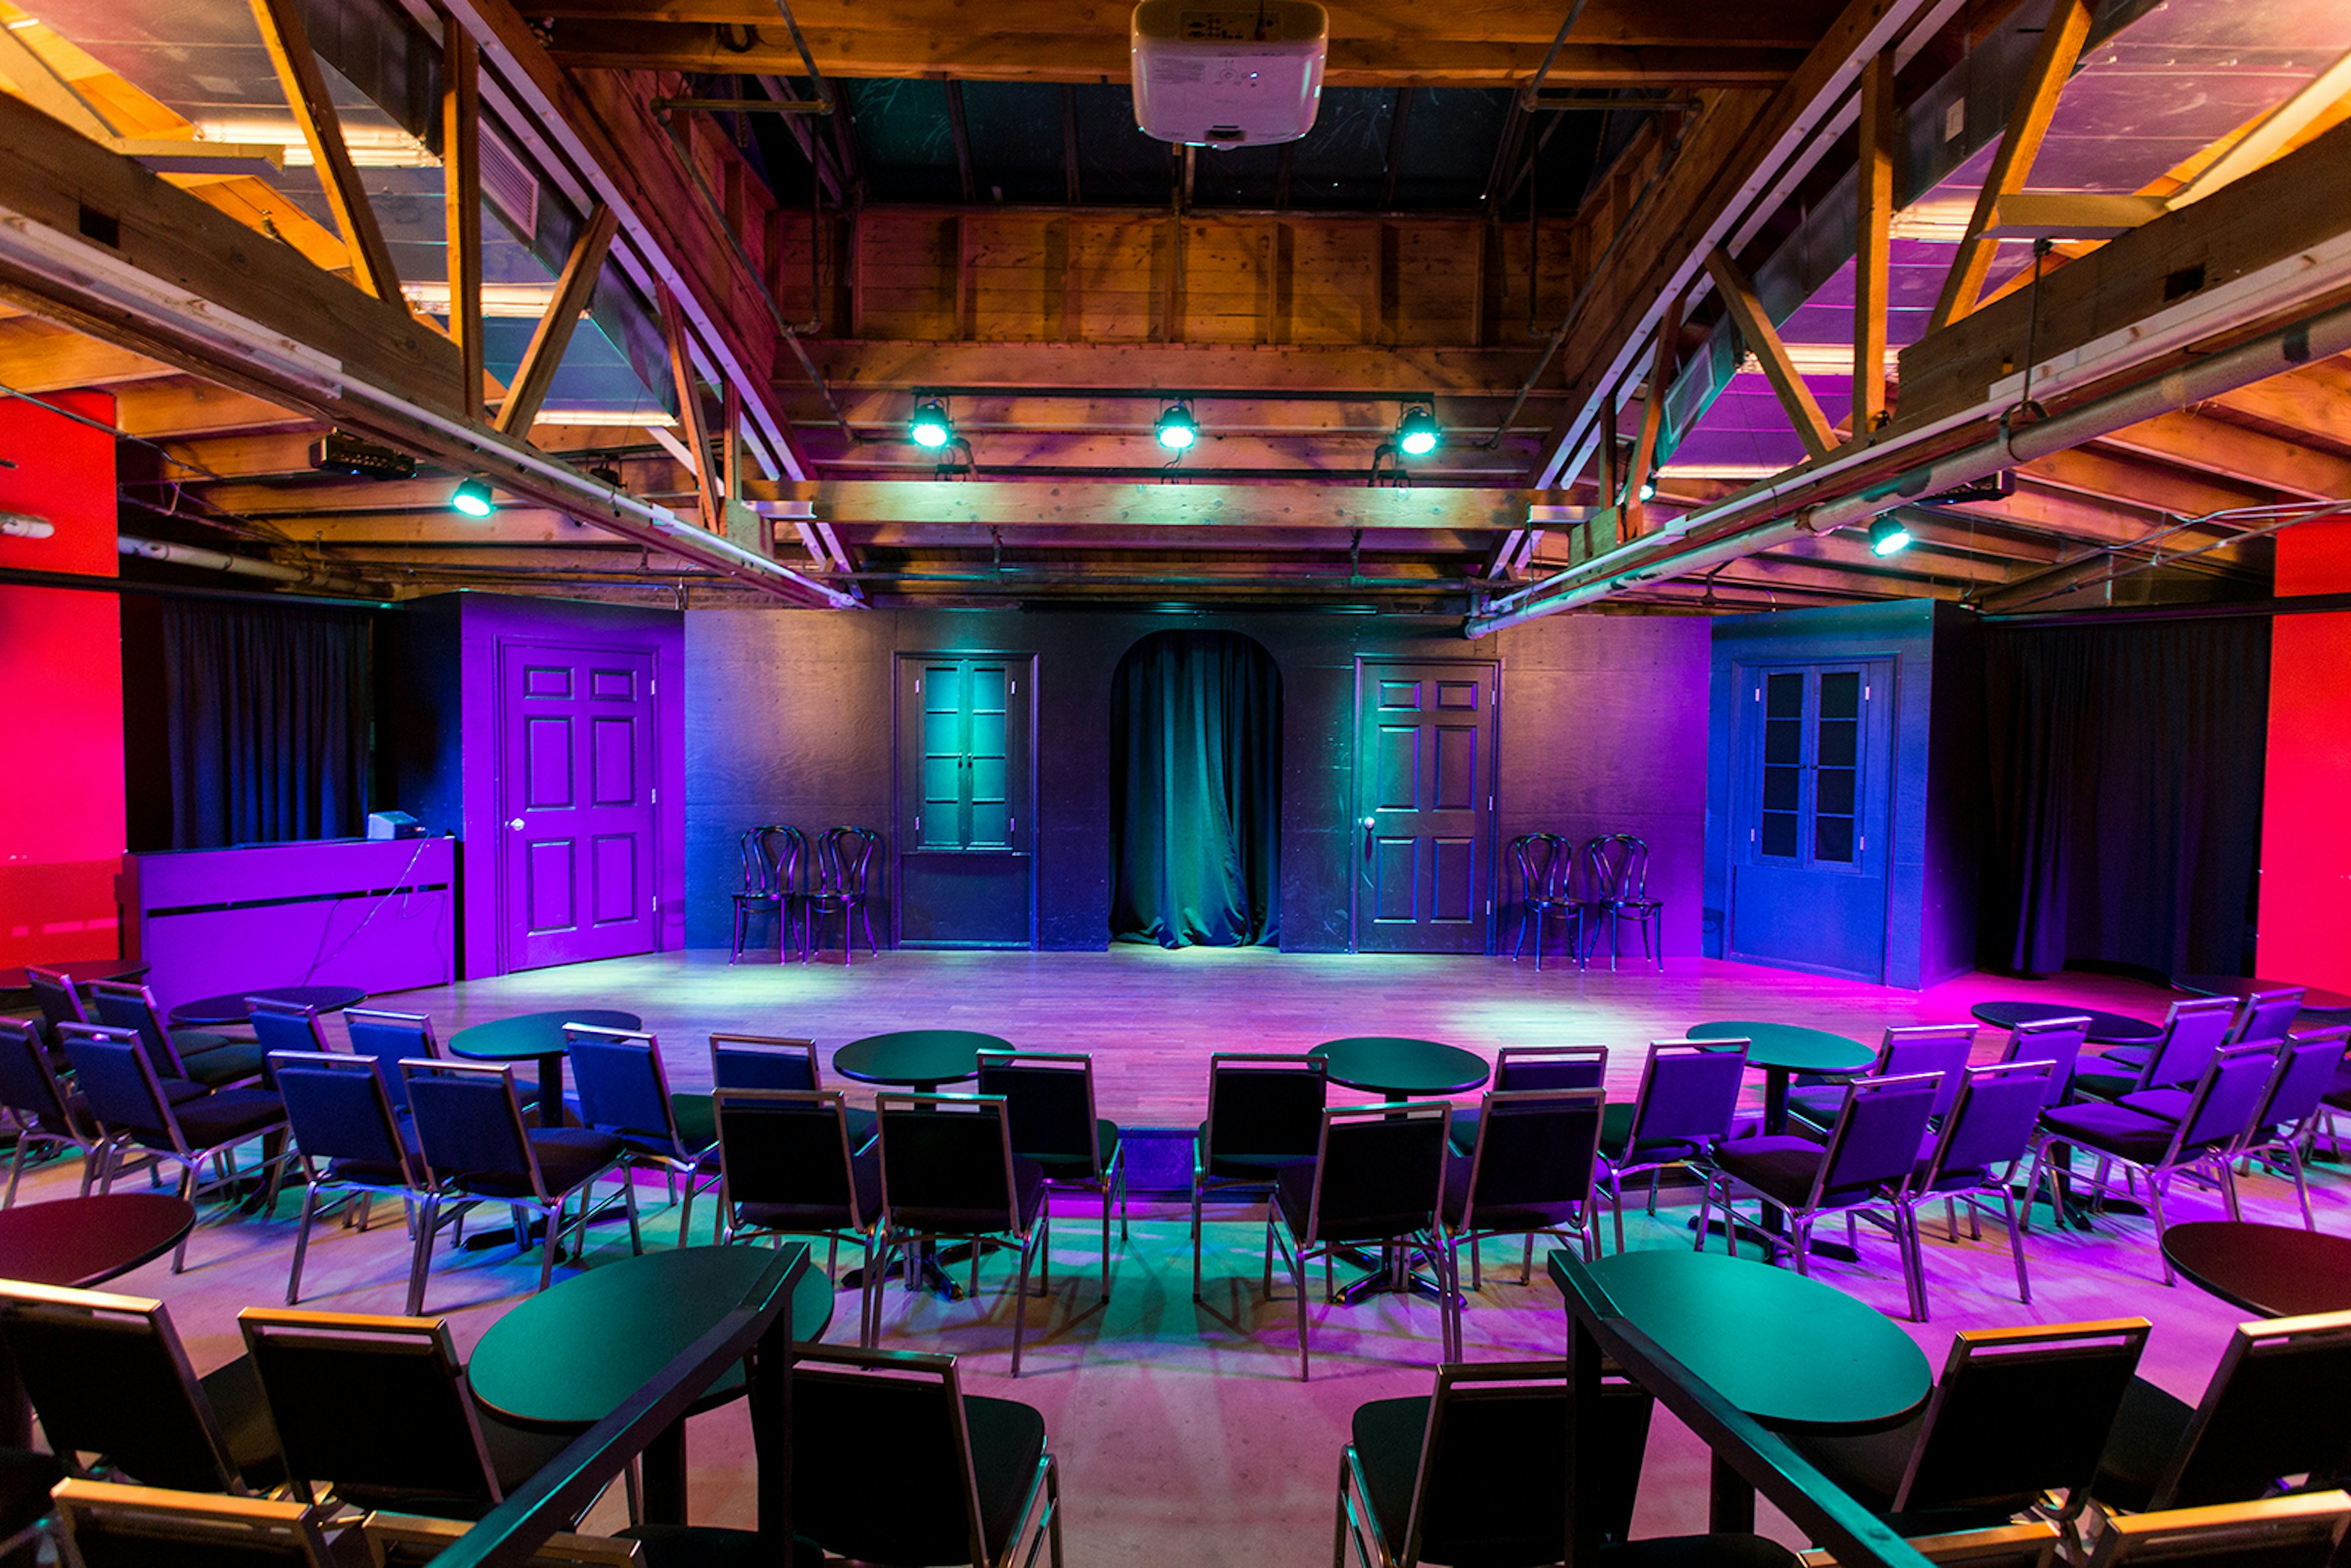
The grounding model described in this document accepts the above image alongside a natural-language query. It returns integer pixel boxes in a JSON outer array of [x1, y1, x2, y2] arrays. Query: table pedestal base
[[1329, 1244, 1450, 1305], [1687, 1214, 1861, 1265], [840, 1242, 972, 1302]]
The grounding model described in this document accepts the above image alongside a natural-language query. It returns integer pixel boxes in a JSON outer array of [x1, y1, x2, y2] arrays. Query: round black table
[[2160, 1220, 2351, 1319], [1310, 1037, 1490, 1103], [1686, 1021, 1875, 1137], [469, 1245, 834, 1526], [1970, 1000, 2162, 1046], [0, 959, 149, 992], [2173, 974, 2351, 1020], [831, 1029, 1005, 1093], [167, 984, 370, 1028], [0, 1195, 197, 1447], [446, 1008, 642, 1128]]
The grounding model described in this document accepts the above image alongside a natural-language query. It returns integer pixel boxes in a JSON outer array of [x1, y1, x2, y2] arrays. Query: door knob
[[1362, 816, 1376, 853], [508, 818, 525, 830]]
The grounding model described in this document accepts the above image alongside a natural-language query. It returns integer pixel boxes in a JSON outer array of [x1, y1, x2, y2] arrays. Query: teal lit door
[[894, 653, 1036, 948], [1728, 661, 1894, 980]]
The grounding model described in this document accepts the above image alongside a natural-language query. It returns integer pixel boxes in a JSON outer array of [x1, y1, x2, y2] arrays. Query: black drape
[[1109, 631, 1282, 948], [1980, 617, 2269, 978], [162, 599, 372, 849]]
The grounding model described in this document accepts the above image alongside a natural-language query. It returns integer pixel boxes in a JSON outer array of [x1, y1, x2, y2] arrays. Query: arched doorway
[[1109, 631, 1282, 947]]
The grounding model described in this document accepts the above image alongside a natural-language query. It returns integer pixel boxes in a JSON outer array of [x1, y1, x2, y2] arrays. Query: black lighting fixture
[[907, 397, 954, 450], [1155, 401, 1199, 452], [587, 462, 624, 490], [1869, 514, 1913, 557], [449, 478, 495, 519], [1396, 405, 1441, 458]]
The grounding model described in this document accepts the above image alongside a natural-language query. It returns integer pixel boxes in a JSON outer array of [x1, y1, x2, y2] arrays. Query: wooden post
[[497, 204, 617, 436], [1852, 48, 1894, 438], [659, 283, 721, 532], [1706, 246, 1835, 460], [440, 15, 484, 419], [249, 0, 402, 301]]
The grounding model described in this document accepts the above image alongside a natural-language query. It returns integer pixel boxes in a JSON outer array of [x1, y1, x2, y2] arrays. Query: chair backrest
[[25, 964, 88, 1030], [362, 1512, 646, 1566], [2234, 988, 2311, 1046], [1395, 1360, 1654, 1564], [1509, 835, 1571, 903], [2155, 1310, 2351, 1510], [710, 1033, 822, 1092], [1813, 1071, 1940, 1204], [2252, 1028, 2351, 1141], [343, 1010, 438, 1113], [0, 1281, 242, 1491], [1491, 1045, 1608, 1092], [1300, 1102, 1450, 1244], [1880, 1024, 1978, 1120], [2172, 1041, 2285, 1157], [1624, 1040, 1749, 1150], [565, 1025, 682, 1146], [238, 1308, 503, 1509], [714, 1089, 867, 1228], [247, 999, 331, 1062], [1802, 1523, 2063, 1568], [1922, 1062, 2055, 1187], [2090, 1492, 2351, 1568], [2001, 1016, 2091, 1109], [58, 1022, 175, 1143], [86, 980, 187, 1077], [401, 1060, 541, 1198], [52, 1479, 337, 1568], [1202, 1053, 1328, 1163], [1463, 1088, 1605, 1220], [789, 1345, 1000, 1568], [271, 1051, 412, 1176], [816, 825, 881, 896], [1602, 834, 1652, 899], [738, 825, 786, 898], [2140, 997, 2241, 1091], [1896, 1319, 2151, 1518], [976, 1050, 1102, 1169], [876, 1093, 1023, 1234], [0, 1015, 77, 1130], [1562, 838, 1609, 902]]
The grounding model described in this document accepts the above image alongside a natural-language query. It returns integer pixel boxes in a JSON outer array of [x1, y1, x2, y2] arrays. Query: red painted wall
[[0, 391, 126, 969], [2258, 516, 2351, 991]]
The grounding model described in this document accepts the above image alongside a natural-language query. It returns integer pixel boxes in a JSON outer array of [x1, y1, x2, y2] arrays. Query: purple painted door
[[1353, 660, 1498, 954], [500, 643, 659, 971]]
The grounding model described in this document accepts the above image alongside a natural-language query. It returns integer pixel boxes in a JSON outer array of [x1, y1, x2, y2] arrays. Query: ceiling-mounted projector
[[1131, 1, 1327, 149]]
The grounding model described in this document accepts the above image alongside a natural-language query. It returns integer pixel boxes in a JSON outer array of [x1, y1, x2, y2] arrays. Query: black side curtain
[[1109, 631, 1282, 948], [1980, 617, 2269, 978], [162, 599, 373, 849]]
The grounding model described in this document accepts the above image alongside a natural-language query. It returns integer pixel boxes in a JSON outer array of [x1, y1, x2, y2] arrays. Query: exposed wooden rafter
[[496, 204, 618, 437], [1851, 48, 1893, 437], [440, 15, 485, 419], [1704, 246, 1834, 459], [246, 0, 404, 302]]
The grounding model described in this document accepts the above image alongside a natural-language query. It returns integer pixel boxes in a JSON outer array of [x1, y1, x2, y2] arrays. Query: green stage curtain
[[1109, 631, 1281, 948]]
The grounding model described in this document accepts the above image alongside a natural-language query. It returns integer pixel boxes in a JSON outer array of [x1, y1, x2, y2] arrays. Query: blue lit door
[[1727, 661, 1894, 981]]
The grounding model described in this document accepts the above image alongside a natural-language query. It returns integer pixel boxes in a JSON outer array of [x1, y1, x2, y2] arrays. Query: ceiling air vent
[[479, 123, 538, 240]]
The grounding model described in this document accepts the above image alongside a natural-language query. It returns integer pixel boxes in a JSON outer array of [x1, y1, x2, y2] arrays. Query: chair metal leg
[[622, 1169, 643, 1255], [1011, 1231, 1036, 1378], [2289, 1145, 2317, 1232], [1294, 1243, 1311, 1381], [287, 1180, 321, 1305], [407, 1195, 439, 1315], [1694, 1175, 1719, 1255], [1100, 1185, 1112, 1304], [2002, 1187, 2031, 1304], [538, 1201, 561, 1292], [1191, 1179, 1205, 1301], [2148, 1175, 2175, 1285]]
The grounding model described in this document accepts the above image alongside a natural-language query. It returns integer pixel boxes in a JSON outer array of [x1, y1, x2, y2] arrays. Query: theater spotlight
[[1638, 478, 1658, 503], [1155, 402, 1198, 451], [907, 399, 953, 449], [449, 478, 494, 519], [1396, 405, 1441, 458], [1869, 514, 1913, 557]]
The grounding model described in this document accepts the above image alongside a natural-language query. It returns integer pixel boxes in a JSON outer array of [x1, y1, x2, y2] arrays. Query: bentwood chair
[[269, 1051, 431, 1309], [1439, 1089, 1607, 1358], [871, 1092, 1051, 1375], [1507, 833, 1585, 972], [1448, 1044, 1608, 1153], [711, 1089, 881, 1327], [1192, 1052, 1328, 1299], [564, 1025, 720, 1242], [711, 1032, 876, 1147], [789, 1344, 1062, 1568], [0, 1016, 102, 1204], [1702, 1071, 1939, 1307], [2072, 997, 2240, 1105], [1898, 1061, 2055, 1319], [1267, 1102, 1452, 1380], [1597, 1039, 1749, 1252], [59, 1023, 288, 1267], [87, 979, 264, 1089], [805, 825, 882, 964], [1591, 834, 1666, 972], [1335, 1360, 1656, 1567], [0, 1281, 285, 1494], [400, 1059, 637, 1304], [2231, 1027, 2351, 1230], [238, 1308, 572, 1521], [1788, 1319, 2149, 1537], [2028, 1041, 2280, 1279], [730, 824, 809, 963], [1788, 1025, 1977, 1135], [2091, 1310, 2351, 1515], [977, 1050, 1127, 1304]]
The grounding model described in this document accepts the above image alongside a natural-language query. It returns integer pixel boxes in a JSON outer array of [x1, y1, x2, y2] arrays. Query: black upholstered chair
[[0, 1016, 102, 1204], [1192, 1052, 1328, 1299], [1439, 1087, 1607, 1358], [1449, 1044, 1607, 1153], [1597, 1039, 1749, 1252], [712, 1087, 881, 1324], [871, 1092, 1051, 1375], [711, 1032, 876, 1147], [978, 1049, 1127, 1304], [1788, 1024, 1975, 1135], [270, 1049, 431, 1309], [86, 979, 263, 1090], [566, 1024, 720, 1242]]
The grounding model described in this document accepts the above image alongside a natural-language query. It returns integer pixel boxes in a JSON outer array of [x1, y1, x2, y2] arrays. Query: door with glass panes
[[1727, 661, 1894, 981], [893, 653, 1037, 948]]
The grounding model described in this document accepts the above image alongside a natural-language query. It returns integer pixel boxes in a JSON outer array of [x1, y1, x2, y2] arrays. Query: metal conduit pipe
[[1467, 296, 2351, 634], [119, 535, 312, 582]]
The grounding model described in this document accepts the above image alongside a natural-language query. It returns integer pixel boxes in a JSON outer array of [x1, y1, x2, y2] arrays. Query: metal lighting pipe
[[1466, 297, 2351, 635], [118, 535, 311, 583]]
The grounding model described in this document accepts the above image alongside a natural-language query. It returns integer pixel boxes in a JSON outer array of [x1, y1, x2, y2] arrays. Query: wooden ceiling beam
[[802, 341, 1545, 397], [2096, 409, 2351, 500], [744, 479, 1543, 532], [246, 0, 404, 303], [113, 380, 315, 440], [0, 320, 179, 394], [2019, 445, 2274, 519]]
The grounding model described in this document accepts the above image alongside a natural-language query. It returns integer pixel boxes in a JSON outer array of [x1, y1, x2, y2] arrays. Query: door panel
[[501, 643, 658, 971], [1354, 660, 1498, 953], [896, 653, 1036, 948]]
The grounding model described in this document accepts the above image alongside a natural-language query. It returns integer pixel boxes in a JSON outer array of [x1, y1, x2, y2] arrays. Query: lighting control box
[[1131, 2, 1327, 148]]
